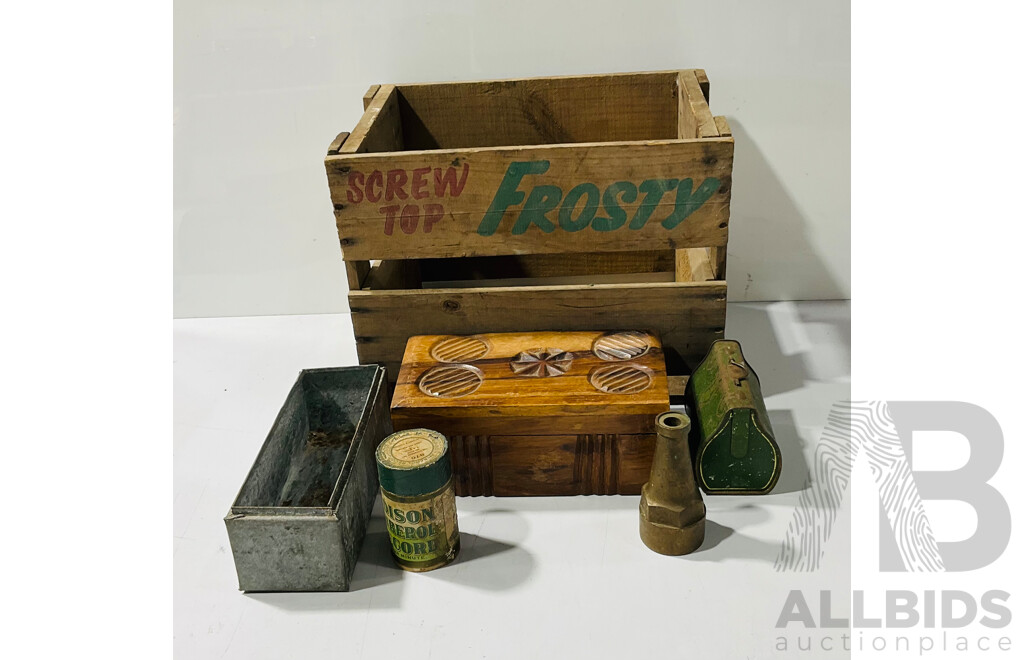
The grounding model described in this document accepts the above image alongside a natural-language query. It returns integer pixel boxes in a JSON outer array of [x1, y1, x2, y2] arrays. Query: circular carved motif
[[592, 331, 652, 361], [430, 335, 491, 363], [509, 349, 574, 377], [418, 364, 484, 398], [588, 363, 654, 395]]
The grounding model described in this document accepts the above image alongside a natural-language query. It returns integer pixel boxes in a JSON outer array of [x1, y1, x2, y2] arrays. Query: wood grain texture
[[351, 281, 727, 381], [694, 69, 711, 102], [391, 330, 668, 422], [327, 70, 731, 395], [667, 375, 691, 397], [344, 260, 370, 290], [327, 70, 733, 260], [675, 247, 717, 282], [712, 245, 728, 278], [417, 250, 675, 284], [714, 115, 732, 137], [390, 329, 667, 497], [678, 70, 719, 139], [394, 71, 680, 149], [362, 259, 421, 290], [362, 84, 381, 111], [391, 411, 657, 438], [340, 84, 403, 154], [326, 132, 349, 156], [327, 138, 733, 260], [448, 433, 655, 496]]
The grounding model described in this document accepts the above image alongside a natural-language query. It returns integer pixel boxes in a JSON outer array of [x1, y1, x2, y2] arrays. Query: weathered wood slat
[[712, 245, 728, 278], [327, 138, 733, 260], [679, 70, 719, 139], [326, 132, 349, 156], [675, 247, 717, 282], [341, 84, 403, 154], [344, 260, 370, 290], [395, 71, 680, 149], [362, 259, 421, 290], [415, 250, 675, 284], [694, 69, 711, 102], [350, 281, 726, 379], [362, 84, 380, 111], [667, 375, 690, 397], [714, 115, 732, 137]]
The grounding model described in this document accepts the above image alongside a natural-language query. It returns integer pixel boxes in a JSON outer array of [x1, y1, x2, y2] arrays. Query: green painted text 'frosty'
[[477, 160, 720, 236]]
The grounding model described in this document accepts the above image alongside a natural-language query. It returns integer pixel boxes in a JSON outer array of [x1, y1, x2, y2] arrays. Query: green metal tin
[[686, 340, 781, 495]]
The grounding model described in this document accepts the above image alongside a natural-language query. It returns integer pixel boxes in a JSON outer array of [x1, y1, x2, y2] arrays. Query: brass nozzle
[[639, 411, 706, 555]]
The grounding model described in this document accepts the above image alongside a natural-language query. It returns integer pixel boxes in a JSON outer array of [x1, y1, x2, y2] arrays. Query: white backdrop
[[174, 0, 850, 318]]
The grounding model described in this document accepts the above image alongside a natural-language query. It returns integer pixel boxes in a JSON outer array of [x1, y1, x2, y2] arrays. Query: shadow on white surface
[[765, 409, 810, 495], [727, 118, 848, 304], [687, 525, 781, 564], [423, 507, 536, 591], [719, 299, 851, 498], [694, 519, 733, 552], [426, 531, 536, 592], [244, 507, 537, 610], [688, 503, 779, 563], [725, 301, 850, 397], [725, 305, 808, 398]]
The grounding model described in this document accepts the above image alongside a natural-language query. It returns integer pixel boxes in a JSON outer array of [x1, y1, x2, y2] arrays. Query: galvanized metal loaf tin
[[225, 365, 391, 592]]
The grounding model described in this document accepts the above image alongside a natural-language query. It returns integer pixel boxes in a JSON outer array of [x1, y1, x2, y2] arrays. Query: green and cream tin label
[[381, 482, 460, 570], [376, 428, 460, 571]]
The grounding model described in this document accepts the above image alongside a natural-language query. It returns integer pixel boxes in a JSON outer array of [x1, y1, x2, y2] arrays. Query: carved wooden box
[[390, 331, 670, 496]]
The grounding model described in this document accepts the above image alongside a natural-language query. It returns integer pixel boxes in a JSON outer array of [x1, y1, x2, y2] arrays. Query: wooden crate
[[324, 70, 732, 383]]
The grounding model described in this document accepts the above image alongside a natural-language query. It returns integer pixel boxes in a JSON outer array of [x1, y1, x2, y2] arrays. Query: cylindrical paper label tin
[[375, 428, 460, 572]]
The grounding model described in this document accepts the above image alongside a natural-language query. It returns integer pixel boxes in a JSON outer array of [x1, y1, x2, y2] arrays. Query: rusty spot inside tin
[[296, 484, 333, 508], [307, 430, 348, 448]]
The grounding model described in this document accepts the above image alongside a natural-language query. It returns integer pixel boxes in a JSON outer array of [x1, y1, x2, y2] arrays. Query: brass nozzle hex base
[[639, 512, 706, 556]]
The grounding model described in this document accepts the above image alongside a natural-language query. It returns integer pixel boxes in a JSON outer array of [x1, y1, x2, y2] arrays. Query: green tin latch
[[686, 340, 781, 495]]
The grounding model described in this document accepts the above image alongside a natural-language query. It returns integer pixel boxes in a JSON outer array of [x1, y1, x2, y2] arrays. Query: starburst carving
[[509, 349, 574, 377]]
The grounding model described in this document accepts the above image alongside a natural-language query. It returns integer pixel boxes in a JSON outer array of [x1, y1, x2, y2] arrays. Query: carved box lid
[[390, 330, 669, 436]]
